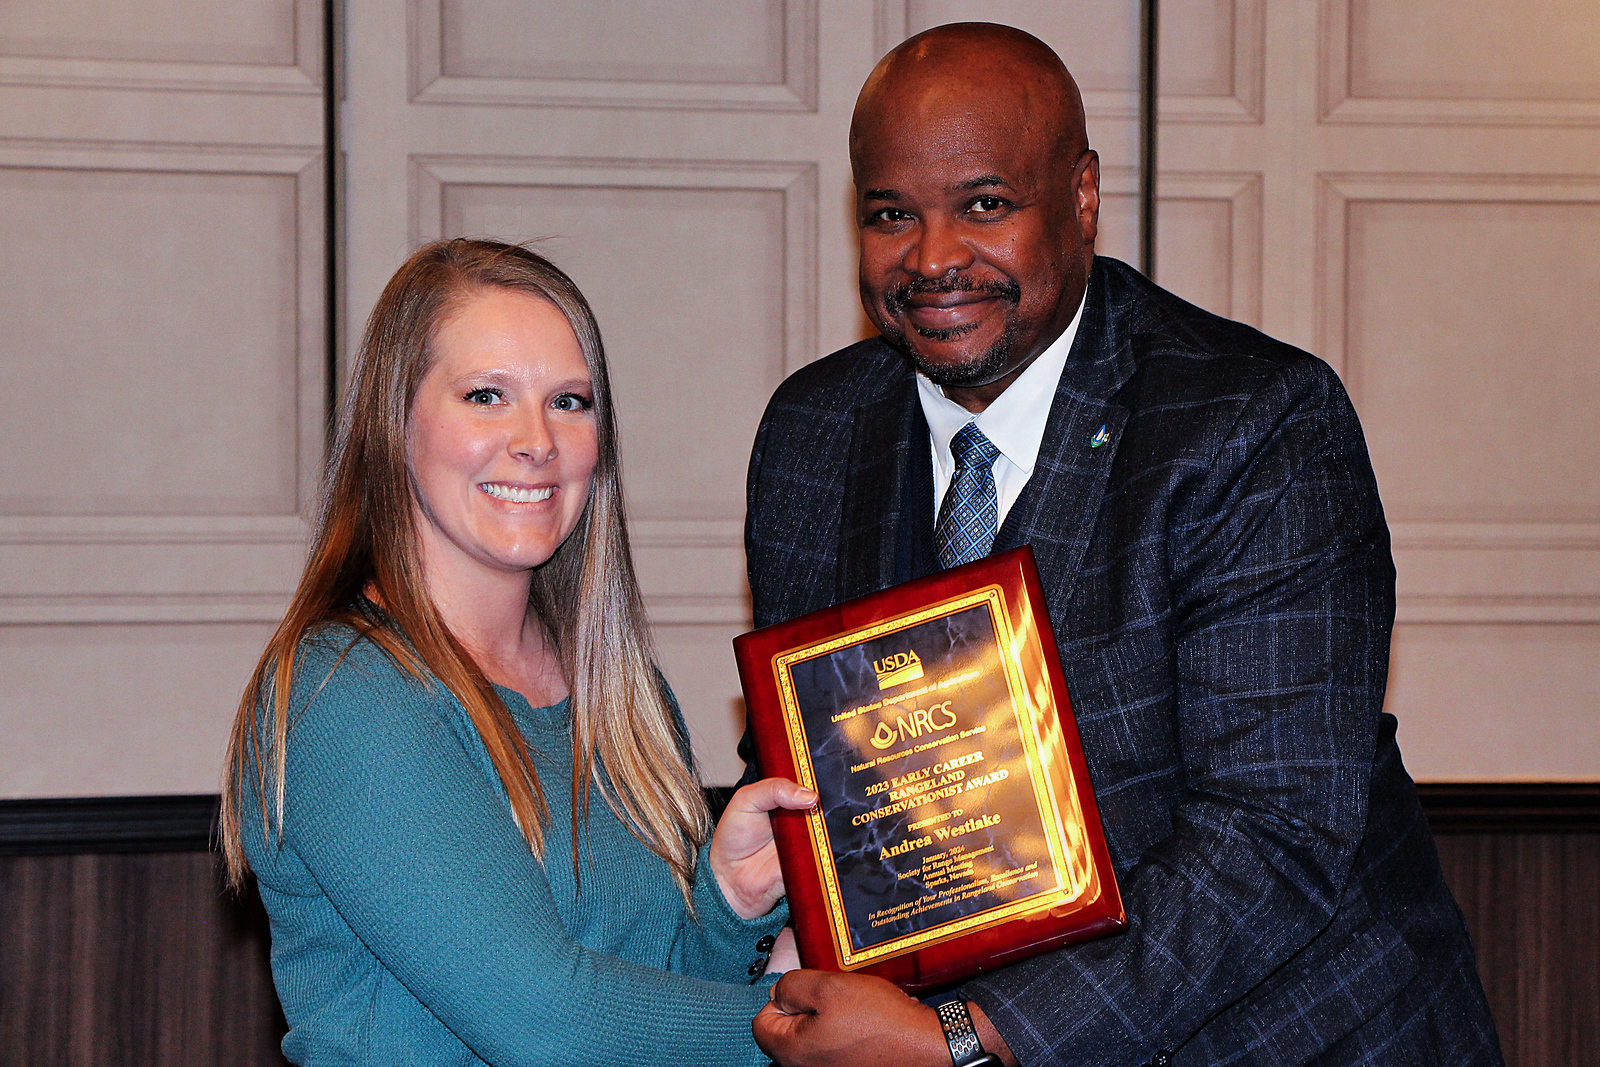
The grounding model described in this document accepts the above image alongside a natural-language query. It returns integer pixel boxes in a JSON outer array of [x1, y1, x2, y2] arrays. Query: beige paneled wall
[[0, 0, 299, 66], [1, 0, 1593, 795], [0, 0, 320, 90], [1330, 0, 1600, 125], [0, 0, 325, 796], [0, 166, 305, 516], [429, 0, 798, 91], [1335, 190, 1600, 522], [0, 624, 278, 795], [1160, 0, 1600, 779]]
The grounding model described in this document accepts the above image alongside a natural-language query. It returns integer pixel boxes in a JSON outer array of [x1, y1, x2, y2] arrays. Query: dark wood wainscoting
[[0, 850, 287, 1067], [1423, 785, 1600, 1067], [1, 788, 1596, 1067], [0, 796, 285, 1066]]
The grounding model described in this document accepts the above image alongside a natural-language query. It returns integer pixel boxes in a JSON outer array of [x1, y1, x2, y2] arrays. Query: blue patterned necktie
[[934, 423, 1002, 569]]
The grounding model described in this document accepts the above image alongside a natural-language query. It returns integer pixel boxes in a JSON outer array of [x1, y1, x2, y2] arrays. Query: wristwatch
[[935, 1000, 1003, 1067]]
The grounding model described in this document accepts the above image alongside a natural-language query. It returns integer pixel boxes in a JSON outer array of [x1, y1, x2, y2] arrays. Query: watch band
[[935, 999, 998, 1067]]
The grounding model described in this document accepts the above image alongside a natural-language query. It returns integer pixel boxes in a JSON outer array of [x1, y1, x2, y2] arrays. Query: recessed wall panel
[[1345, 199, 1600, 523], [0, 0, 295, 65], [1159, 0, 1235, 97], [1155, 197, 1233, 319], [0, 167, 301, 517], [0, 622, 276, 797], [440, 0, 784, 83], [441, 183, 787, 521], [906, 0, 1138, 93], [1350, 0, 1600, 102], [1389, 623, 1600, 781]]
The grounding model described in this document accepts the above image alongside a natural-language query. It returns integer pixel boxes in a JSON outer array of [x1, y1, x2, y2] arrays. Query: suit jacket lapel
[[996, 261, 1137, 623], [836, 366, 920, 602]]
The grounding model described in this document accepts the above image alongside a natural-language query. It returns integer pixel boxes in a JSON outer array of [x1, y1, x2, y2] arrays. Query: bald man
[[742, 23, 1502, 1067]]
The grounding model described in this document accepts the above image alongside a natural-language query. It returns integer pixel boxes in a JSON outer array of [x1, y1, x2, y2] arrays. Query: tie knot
[[949, 423, 999, 471]]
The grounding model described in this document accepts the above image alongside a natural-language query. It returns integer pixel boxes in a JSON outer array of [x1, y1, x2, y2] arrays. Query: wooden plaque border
[[734, 546, 1126, 993]]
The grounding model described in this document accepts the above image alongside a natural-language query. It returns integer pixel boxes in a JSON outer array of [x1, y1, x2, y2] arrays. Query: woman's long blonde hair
[[220, 239, 709, 900]]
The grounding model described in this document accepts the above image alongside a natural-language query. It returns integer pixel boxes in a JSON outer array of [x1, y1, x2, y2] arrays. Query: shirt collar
[[915, 293, 1085, 476]]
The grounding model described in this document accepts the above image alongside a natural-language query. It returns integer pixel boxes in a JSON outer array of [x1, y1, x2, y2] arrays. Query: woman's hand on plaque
[[709, 778, 818, 919]]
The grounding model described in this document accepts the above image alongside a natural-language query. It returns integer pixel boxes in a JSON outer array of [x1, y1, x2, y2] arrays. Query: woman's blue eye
[[552, 392, 593, 412], [464, 388, 501, 405]]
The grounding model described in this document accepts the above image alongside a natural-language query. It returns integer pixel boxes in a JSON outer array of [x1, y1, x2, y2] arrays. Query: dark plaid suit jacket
[[743, 258, 1502, 1066]]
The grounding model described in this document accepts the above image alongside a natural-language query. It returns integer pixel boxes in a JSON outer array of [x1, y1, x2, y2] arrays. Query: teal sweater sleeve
[[660, 683, 790, 983], [681, 838, 789, 982], [248, 634, 778, 1067]]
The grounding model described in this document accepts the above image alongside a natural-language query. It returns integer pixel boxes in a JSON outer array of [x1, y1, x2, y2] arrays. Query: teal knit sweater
[[242, 628, 784, 1066]]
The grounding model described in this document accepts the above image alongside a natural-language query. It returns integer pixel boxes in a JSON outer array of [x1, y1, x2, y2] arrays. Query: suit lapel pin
[[1089, 425, 1111, 449]]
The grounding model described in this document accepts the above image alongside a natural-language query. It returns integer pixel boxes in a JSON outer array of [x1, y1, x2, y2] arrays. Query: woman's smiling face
[[407, 287, 599, 582]]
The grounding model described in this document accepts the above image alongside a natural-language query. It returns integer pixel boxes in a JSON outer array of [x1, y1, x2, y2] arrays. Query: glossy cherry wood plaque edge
[[734, 547, 1126, 994]]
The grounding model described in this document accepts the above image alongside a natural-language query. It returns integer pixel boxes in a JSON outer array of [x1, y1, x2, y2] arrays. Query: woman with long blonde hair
[[221, 239, 810, 1065]]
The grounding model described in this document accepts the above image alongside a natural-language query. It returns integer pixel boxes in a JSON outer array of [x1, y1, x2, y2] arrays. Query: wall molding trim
[[408, 154, 818, 377], [0, 0, 322, 97], [409, 0, 818, 111], [1417, 782, 1600, 834], [4, 785, 1595, 856], [1319, 0, 1600, 128], [0, 794, 218, 855]]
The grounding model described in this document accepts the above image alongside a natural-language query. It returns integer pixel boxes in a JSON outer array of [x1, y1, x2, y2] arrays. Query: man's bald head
[[848, 23, 1100, 411], [851, 23, 1088, 185]]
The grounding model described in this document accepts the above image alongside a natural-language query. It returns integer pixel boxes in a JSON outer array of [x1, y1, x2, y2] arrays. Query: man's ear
[[1075, 150, 1101, 247]]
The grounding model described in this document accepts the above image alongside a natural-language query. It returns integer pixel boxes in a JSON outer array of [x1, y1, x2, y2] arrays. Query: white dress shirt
[[916, 295, 1086, 529]]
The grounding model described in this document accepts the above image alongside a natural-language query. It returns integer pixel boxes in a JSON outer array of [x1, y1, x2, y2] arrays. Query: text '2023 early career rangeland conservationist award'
[[735, 547, 1124, 993]]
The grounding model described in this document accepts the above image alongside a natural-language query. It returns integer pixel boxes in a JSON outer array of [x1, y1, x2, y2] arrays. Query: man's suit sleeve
[[962, 358, 1396, 1065]]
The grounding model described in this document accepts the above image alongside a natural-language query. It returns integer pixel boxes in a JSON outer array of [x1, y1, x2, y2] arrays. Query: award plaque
[[735, 547, 1125, 994]]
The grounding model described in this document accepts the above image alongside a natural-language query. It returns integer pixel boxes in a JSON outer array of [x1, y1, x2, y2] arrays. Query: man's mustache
[[883, 276, 1022, 317]]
